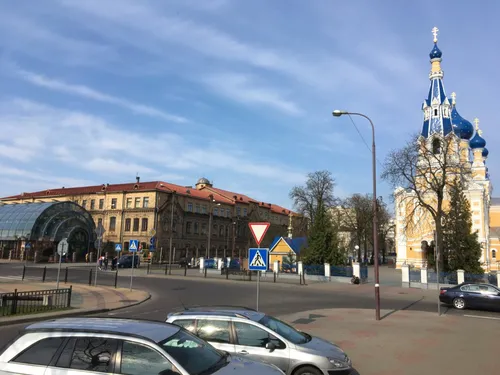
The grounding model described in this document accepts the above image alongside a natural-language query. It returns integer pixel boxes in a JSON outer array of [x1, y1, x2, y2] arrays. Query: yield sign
[[248, 222, 270, 246]]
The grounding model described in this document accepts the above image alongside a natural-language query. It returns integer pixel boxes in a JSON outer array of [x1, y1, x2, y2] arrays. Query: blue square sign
[[129, 239, 139, 253], [248, 248, 268, 271]]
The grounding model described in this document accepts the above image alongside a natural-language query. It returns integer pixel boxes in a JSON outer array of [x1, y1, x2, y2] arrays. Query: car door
[[232, 321, 290, 373], [0, 336, 66, 375], [44, 336, 119, 375], [193, 318, 236, 354], [480, 285, 500, 310], [461, 285, 482, 308]]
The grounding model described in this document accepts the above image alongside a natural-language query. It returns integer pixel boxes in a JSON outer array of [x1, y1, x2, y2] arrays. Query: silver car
[[166, 306, 352, 375], [0, 317, 284, 375]]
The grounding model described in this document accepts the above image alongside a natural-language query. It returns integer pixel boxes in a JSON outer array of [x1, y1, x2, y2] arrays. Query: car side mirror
[[265, 342, 276, 351]]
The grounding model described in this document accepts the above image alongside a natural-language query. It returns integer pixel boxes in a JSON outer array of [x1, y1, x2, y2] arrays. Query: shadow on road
[[381, 297, 425, 320]]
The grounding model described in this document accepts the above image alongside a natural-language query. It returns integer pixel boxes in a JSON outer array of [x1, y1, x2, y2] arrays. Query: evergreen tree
[[442, 179, 483, 274]]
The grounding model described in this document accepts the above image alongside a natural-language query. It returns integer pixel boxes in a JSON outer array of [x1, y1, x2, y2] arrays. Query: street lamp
[[207, 195, 221, 260], [168, 191, 176, 275], [354, 245, 360, 263], [333, 110, 381, 321]]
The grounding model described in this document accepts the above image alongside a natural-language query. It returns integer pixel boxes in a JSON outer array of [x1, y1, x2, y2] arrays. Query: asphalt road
[[1, 262, 500, 350]]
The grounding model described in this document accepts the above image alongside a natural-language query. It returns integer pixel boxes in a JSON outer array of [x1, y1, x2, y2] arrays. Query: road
[[1, 262, 499, 350]]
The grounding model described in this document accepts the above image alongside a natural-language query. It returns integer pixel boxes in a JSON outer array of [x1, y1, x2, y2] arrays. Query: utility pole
[[168, 192, 175, 275], [232, 221, 236, 258]]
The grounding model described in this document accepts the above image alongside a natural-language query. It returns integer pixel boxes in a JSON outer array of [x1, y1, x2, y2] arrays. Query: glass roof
[[0, 202, 55, 240]]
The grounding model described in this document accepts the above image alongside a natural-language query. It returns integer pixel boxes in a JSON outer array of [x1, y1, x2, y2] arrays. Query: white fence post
[[324, 263, 331, 280], [273, 260, 279, 274], [401, 264, 410, 287], [199, 257, 205, 273], [420, 267, 428, 289], [457, 269, 465, 284], [353, 263, 360, 278], [217, 258, 223, 270], [497, 271, 500, 288]]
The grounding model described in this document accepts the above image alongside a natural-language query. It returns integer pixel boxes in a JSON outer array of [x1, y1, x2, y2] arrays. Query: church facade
[[394, 27, 500, 271]]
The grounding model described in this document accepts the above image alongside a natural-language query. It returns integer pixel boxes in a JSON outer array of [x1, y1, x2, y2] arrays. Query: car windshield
[[159, 328, 227, 375], [258, 315, 309, 344]]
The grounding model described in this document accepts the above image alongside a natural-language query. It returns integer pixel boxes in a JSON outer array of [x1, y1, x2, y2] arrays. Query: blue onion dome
[[482, 147, 489, 157], [429, 43, 442, 59], [451, 106, 474, 140], [470, 130, 486, 149]]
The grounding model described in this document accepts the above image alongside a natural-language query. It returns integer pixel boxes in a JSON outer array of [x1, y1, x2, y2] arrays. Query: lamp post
[[232, 221, 236, 258], [168, 192, 176, 275], [207, 195, 220, 260], [333, 110, 381, 321]]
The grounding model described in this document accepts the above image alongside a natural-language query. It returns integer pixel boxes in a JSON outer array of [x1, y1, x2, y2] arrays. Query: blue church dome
[[429, 44, 442, 59], [482, 147, 489, 157], [451, 106, 474, 140], [470, 131, 486, 149]]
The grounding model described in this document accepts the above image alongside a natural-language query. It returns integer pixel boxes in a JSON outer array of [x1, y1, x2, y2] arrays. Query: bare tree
[[289, 170, 336, 224], [381, 133, 470, 267], [339, 194, 372, 262]]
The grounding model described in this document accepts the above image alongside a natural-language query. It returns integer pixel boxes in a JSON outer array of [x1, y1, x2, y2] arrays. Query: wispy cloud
[[15, 69, 188, 123], [202, 73, 302, 115]]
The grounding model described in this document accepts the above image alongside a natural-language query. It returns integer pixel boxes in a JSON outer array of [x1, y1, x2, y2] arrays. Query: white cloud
[[82, 158, 157, 175], [15, 69, 188, 123], [202, 73, 302, 115]]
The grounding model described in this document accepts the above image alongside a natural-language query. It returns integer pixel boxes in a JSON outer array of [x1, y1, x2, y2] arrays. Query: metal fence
[[0, 287, 72, 317], [17, 266, 119, 288], [303, 265, 324, 275], [330, 266, 353, 278], [427, 271, 458, 284], [409, 270, 421, 283]]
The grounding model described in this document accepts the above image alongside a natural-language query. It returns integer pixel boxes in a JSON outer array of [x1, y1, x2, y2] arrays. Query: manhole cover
[[119, 300, 138, 303]]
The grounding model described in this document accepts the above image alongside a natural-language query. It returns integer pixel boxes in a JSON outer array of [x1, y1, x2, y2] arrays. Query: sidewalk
[[278, 308, 498, 375], [0, 281, 150, 326]]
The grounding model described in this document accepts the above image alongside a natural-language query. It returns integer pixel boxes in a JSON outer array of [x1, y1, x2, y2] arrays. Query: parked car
[[117, 254, 140, 268], [0, 317, 285, 375], [439, 283, 500, 310], [166, 306, 352, 375]]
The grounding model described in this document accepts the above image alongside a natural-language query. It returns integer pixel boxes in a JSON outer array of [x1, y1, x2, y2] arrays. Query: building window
[[227, 208, 231, 217], [143, 197, 149, 208], [201, 223, 207, 235], [99, 199, 104, 209], [97, 218, 103, 227], [187, 203, 193, 212], [493, 249, 497, 259], [132, 218, 139, 231], [432, 139, 441, 154], [195, 204, 201, 213], [213, 224, 217, 236], [186, 222, 192, 234], [125, 218, 131, 232], [243, 208, 247, 216], [109, 217, 116, 231], [135, 197, 141, 208], [111, 198, 117, 209], [219, 225, 224, 237], [194, 222, 199, 234], [90, 200, 95, 210], [214, 207, 219, 216], [82, 200, 87, 209], [141, 218, 148, 231], [237, 207, 241, 216], [434, 108, 438, 116], [126, 198, 132, 208]]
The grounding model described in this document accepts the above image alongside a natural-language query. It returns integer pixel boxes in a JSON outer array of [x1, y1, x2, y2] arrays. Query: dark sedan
[[439, 283, 500, 311]]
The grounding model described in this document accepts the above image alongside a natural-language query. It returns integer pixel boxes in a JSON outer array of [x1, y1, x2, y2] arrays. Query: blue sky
[[0, 0, 498, 210]]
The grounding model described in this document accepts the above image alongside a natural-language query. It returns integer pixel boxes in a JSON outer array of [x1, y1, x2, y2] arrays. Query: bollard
[[114, 271, 118, 288], [64, 267, 68, 283], [147, 263, 150, 275], [11, 289, 18, 315], [165, 264, 168, 275], [184, 264, 188, 276], [273, 272, 276, 283], [226, 267, 229, 280], [248, 270, 252, 282], [67, 285, 73, 308], [299, 272, 302, 285], [22, 265, 26, 281], [204, 267, 207, 278], [302, 272, 306, 286], [89, 268, 93, 286], [42, 266, 47, 282]]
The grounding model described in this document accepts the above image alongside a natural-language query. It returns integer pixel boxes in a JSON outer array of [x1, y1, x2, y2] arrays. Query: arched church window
[[434, 109, 438, 116], [492, 249, 497, 259], [432, 139, 441, 154]]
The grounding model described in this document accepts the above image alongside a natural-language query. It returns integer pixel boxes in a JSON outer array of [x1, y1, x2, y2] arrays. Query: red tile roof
[[0, 180, 294, 214]]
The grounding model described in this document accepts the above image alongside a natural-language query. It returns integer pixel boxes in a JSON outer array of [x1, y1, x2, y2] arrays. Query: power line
[[346, 114, 384, 168]]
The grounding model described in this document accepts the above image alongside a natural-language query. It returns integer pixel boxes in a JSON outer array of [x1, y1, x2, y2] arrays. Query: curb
[[0, 293, 151, 327]]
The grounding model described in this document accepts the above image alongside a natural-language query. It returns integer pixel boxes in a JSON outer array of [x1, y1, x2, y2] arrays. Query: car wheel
[[453, 297, 466, 310], [293, 365, 323, 375]]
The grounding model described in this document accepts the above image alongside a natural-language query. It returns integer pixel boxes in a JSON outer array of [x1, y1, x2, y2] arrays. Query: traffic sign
[[149, 237, 155, 251], [115, 244, 122, 252], [248, 248, 268, 271], [57, 238, 68, 256], [129, 239, 139, 253], [248, 222, 270, 246], [25, 243, 31, 249], [149, 228, 156, 236]]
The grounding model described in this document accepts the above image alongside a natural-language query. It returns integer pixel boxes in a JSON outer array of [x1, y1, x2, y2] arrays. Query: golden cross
[[432, 27, 439, 43], [450, 92, 456, 104]]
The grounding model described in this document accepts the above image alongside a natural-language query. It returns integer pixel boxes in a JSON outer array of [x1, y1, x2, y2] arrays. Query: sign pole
[[56, 242, 65, 290], [130, 250, 135, 291], [248, 222, 270, 313], [94, 236, 101, 287], [257, 242, 260, 311], [129, 239, 139, 291]]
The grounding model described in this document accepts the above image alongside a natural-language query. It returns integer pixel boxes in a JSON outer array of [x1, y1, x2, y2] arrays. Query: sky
[[0, 0, 499, 211]]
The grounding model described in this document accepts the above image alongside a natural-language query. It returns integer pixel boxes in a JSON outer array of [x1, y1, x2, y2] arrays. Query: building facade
[[394, 27, 500, 270], [1, 177, 303, 261]]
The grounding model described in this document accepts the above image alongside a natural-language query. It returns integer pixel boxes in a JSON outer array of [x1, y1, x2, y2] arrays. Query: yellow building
[[395, 28, 500, 270], [1, 177, 302, 261]]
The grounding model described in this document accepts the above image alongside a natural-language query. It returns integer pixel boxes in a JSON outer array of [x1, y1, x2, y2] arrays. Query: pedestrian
[[111, 256, 117, 271], [104, 257, 108, 271], [98, 256, 103, 270], [85, 253, 89, 263]]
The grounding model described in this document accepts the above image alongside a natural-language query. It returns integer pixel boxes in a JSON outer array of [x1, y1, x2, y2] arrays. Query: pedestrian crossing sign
[[129, 239, 139, 253], [248, 248, 268, 271]]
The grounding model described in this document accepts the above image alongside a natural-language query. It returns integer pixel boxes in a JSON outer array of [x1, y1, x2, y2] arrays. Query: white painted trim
[[464, 315, 500, 321]]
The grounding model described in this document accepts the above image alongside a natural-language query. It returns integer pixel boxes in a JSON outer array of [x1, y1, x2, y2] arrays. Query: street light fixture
[[333, 109, 381, 321]]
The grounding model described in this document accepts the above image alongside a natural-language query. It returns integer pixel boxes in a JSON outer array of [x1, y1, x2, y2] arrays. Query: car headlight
[[328, 358, 349, 369]]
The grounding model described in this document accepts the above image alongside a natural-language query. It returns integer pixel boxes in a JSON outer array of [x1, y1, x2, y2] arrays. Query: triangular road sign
[[248, 222, 270, 246], [249, 249, 266, 267], [129, 240, 138, 251]]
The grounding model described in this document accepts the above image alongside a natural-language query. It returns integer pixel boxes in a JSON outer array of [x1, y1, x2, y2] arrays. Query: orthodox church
[[394, 27, 500, 271]]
